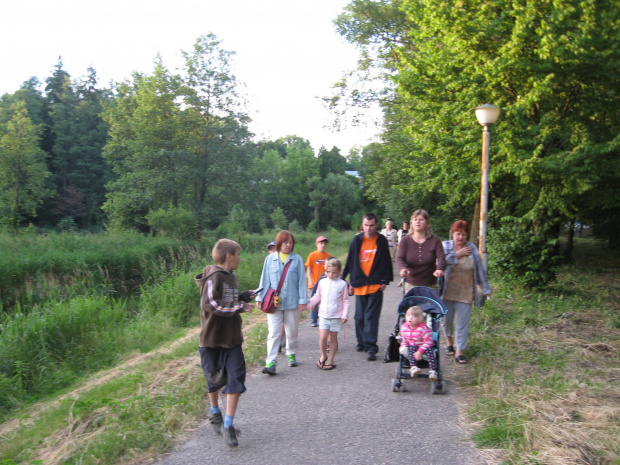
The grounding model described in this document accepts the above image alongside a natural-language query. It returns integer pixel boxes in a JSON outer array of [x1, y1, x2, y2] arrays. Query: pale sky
[[0, 0, 382, 155]]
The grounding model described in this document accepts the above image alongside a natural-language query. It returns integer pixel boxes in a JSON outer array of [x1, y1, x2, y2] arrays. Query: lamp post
[[474, 103, 500, 271]]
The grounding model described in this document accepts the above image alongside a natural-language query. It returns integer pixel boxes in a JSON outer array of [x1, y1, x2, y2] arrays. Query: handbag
[[383, 321, 401, 363], [474, 284, 486, 308], [261, 260, 293, 313]]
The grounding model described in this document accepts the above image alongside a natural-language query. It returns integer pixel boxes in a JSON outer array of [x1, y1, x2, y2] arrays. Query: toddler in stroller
[[388, 286, 447, 394], [399, 306, 438, 380]]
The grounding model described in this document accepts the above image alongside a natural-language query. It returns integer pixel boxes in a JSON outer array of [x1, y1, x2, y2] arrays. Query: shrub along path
[[155, 276, 485, 465]]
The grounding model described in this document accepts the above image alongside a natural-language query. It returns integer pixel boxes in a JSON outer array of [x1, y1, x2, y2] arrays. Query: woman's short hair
[[451, 220, 469, 235], [275, 230, 295, 252], [409, 209, 433, 239], [212, 239, 241, 264]]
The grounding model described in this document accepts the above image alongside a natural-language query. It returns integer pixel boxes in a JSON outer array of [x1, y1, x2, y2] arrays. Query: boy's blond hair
[[212, 239, 241, 265], [326, 257, 342, 272], [406, 305, 424, 319]]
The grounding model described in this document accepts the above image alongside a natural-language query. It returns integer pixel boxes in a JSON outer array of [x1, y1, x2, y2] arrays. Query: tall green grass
[[0, 232, 200, 315], [0, 230, 361, 463], [0, 230, 354, 415]]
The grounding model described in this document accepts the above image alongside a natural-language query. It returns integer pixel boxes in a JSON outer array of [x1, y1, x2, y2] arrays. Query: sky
[[0, 0, 382, 155]]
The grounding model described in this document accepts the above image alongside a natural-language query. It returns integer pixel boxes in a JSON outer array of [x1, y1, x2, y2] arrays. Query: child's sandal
[[316, 359, 326, 369]]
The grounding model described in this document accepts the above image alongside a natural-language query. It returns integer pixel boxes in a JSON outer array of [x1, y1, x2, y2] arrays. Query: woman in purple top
[[395, 209, 445, 293]]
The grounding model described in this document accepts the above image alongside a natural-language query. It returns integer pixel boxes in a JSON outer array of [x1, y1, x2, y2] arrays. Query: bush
[[270, 207, 288, 230], [351, 212, 364, 232], [307, 219, 320, 233], [288, 220, 303, 233], [146, 205, 198, 239], [488, 217, 561, 288], [57, 216, 78, 233]]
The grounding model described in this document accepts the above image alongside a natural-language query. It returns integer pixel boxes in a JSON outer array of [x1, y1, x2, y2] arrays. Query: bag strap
[[275, 260, 293, 294]]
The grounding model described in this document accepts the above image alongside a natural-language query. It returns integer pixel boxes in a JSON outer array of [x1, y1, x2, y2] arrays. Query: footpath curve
[[156, 276, 484, 465]]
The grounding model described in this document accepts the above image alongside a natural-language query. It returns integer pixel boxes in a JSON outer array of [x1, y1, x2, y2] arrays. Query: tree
[[32, 62, 113, 229], [276, 138, 320, 226], [335, 0, 620, 285], [318, 146, 347, 177], [102, 35, 254, 232], [0, 102, 51, 229], [180, 34, 254, 228], [308, 173, 361, 229], [102, 60, 187, 231]]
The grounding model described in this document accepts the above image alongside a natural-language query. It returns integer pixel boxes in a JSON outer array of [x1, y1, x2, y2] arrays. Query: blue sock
[[210, 406, 221, 414], [224, 414, 234, 428]]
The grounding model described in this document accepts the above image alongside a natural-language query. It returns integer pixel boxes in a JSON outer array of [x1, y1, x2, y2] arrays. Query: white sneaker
[[410, 366, 421, 377], [428, 370, 438, 380]]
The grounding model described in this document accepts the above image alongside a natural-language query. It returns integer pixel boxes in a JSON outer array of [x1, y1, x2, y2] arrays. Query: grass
[[463, 237, 620, 464], [7, 232, 614, 464], [0, 231, 201, 315], [0, 230, 352, 464]]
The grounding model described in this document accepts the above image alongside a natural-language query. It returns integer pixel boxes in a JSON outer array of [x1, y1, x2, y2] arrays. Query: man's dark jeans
[[354, 290, 383, 354]]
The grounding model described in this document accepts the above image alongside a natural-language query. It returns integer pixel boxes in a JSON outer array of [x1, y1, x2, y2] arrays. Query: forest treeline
[[1, 0, 619, 289], [0, 34, 370, 237]]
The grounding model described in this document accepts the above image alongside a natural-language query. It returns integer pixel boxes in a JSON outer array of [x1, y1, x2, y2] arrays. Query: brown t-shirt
[[395, 234, 446, 287]]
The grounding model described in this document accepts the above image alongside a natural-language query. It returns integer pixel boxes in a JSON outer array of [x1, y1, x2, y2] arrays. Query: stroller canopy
[[398, 286, 447, 317]]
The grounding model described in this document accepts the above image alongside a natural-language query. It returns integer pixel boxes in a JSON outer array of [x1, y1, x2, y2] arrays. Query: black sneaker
[[367, 352, 377, 361], [221, 424, 238, 447], [355, 345, 364, 352], [209, 412, 222, 433]]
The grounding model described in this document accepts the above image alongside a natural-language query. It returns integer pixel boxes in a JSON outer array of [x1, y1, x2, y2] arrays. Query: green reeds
[[0, 232, 199, 315]]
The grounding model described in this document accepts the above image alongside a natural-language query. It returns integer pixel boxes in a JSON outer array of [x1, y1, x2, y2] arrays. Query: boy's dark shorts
[[199, 345, 246, 394]]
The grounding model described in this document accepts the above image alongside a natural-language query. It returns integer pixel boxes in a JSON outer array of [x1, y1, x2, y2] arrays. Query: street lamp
[[474, 103, 500, 271]]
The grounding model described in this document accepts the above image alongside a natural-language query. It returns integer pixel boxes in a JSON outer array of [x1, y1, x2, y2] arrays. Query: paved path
[[156, 278, 484, 465]]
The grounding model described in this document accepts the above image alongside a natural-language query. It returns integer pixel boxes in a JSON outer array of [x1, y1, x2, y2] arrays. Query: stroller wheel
[[392, 379, 405, 392], [431, 381, 446, 395]]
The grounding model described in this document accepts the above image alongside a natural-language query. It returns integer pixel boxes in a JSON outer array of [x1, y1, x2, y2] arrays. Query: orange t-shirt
[[354, 235, 381, 296], [305, 251, 331, 287]]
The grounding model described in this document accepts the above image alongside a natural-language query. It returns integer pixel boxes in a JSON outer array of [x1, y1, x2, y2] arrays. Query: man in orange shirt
[[342, 213, 393, 360]]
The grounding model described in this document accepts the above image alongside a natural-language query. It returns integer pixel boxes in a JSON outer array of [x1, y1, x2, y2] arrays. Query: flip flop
[[322, 364, 336, 370], [446, 346, 455, 356], [316, 359, 326, 369], [455, 355, 468, 364]]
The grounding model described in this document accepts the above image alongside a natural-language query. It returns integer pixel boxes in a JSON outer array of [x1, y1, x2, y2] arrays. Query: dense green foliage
[[333, 0, 620, 285], [0, 230, 352, 415], [0, 101, 51, 230], [0, 232, 196, 314], [0, 35, 371, 234]]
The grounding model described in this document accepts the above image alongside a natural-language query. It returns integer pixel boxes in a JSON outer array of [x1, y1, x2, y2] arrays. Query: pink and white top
[[307, 277, 350, 320], [400, 321, 434, 353]]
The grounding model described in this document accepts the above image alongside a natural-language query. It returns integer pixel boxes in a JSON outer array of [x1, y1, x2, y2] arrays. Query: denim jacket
[[257, 252, 308, 309], [442, 240, 491, 303]]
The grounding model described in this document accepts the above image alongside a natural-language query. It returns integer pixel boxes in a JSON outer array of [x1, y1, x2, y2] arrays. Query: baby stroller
[[386, 283, 448, 394]]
